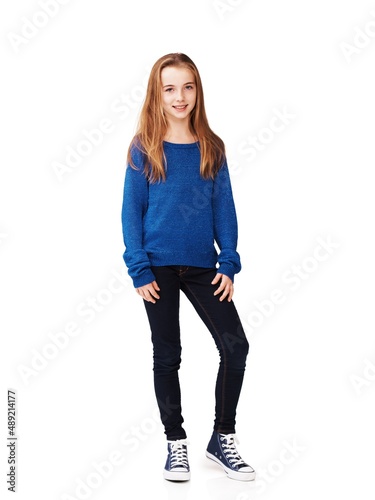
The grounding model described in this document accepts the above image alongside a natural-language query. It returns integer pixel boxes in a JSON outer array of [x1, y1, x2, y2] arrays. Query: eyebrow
[[162, 82, 195, 88]]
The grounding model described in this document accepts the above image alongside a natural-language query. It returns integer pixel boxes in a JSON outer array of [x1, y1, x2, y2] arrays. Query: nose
[[175, 89, 184, 102]]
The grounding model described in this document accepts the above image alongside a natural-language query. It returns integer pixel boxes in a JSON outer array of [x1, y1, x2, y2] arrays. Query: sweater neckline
[[163, 140, 199, 148]]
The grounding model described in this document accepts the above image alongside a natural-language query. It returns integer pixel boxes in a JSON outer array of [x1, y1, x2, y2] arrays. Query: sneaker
[[206, 431, 255, 481], [163, 439, 191, 481]]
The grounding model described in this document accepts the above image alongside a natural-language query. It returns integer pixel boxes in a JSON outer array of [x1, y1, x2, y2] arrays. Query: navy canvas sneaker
[[206, 431, 255, 481], [164, 439, 191, 481]]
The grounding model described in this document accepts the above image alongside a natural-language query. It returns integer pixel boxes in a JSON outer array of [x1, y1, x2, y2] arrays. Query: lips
[[173, 105, 188, 110]]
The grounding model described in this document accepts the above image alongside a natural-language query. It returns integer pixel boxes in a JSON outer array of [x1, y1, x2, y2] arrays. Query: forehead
[[160, 65, 195, 84]]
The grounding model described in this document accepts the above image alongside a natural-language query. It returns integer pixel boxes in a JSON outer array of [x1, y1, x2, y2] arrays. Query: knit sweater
[[121, 140, 241, 288]]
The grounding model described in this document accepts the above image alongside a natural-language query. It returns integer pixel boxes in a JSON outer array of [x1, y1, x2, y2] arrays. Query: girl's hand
[[211, 273, 234, 302], [136, 281, 160, 304]]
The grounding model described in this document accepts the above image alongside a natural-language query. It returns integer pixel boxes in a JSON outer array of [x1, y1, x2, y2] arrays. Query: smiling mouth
[[173, 105, 188, 110]]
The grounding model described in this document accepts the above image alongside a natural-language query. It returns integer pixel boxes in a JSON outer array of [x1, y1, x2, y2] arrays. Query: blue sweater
[[121, 140, 241, 288]]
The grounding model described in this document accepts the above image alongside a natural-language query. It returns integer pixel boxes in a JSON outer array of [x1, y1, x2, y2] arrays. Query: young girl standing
[[121, 53, 255, 482]]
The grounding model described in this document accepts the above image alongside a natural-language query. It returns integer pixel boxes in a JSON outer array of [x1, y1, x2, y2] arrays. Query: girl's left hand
[[211, 273, 234, 302]]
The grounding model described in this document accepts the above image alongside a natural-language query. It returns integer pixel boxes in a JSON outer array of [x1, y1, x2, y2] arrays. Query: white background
[[1, 0, 375, 499]]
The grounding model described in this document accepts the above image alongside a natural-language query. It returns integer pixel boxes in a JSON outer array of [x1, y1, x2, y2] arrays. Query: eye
[[185, 85, 194, 90], [165, 88, 173, 92]]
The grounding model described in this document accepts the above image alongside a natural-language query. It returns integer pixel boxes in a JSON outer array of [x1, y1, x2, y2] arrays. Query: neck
[[164, 119, 197, 143]]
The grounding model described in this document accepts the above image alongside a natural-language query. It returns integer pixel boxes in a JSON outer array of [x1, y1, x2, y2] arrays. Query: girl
[[121, 53, 255, 482]]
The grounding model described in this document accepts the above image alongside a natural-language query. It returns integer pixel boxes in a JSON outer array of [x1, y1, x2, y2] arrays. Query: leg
[[180, 267, 249, 434], [143, 266, 187, 440]]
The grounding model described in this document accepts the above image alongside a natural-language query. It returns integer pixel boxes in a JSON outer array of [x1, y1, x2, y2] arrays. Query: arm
[[212, 158, 242, 283], [121, 145, 156, 288]]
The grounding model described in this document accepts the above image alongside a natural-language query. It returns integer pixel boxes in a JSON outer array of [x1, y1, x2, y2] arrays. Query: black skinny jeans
[[143, 265, 249, 441]]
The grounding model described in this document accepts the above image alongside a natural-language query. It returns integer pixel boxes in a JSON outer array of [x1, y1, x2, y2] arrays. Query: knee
[[153, 345, 181, 374], [235, 337, 249, 365], [221, 331, 249, 367]]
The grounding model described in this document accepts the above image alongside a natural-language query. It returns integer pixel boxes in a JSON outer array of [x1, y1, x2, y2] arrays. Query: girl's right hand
[[136, 281, 160, 304]]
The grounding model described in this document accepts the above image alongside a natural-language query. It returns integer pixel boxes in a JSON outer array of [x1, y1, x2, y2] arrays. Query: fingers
[[138, 275, 234, 304], [217, 283, 232, 302], [136, 281, 160, 304], [213, 274, 234, 302], [211, 273, 222, 285], [139, 289, 157, 304]]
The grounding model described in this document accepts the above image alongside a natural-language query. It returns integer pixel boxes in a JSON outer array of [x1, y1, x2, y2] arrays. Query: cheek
[[161, 94, 171, 106]]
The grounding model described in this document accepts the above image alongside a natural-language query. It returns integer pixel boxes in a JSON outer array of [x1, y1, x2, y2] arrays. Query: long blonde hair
[[127, 53, 226, 183]]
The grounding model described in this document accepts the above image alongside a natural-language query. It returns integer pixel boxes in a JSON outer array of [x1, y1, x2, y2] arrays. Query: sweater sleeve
[[121, 145, 156, 288], [212, 158, 242, 282]]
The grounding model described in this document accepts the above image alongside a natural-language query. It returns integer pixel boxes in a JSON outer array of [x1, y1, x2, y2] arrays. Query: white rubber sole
[[206, 451, 256, 481], [163, 469, 191, 481]]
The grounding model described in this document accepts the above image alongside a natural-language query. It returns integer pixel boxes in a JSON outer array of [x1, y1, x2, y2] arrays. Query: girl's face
[[160, 66, 197, 122]]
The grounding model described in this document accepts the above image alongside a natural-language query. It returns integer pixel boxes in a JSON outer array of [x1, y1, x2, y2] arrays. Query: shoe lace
[[219, 434, 246, 467], [168, 439, 189, 469]]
